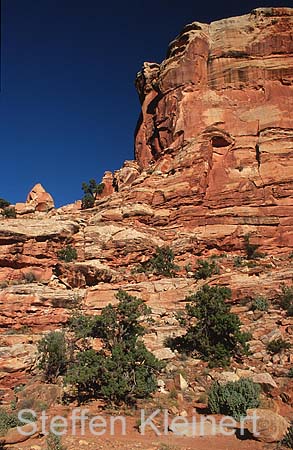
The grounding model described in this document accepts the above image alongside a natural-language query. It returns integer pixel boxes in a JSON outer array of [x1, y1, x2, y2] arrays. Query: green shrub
[[0, 409, 35, 436], [57, 245, 77, 263], [137, 246, 178, 277], [81, 179, 104, 209], [287, 368, 293, 378], [81, 193, 95, 209], [1, 207, 16, 218], [233, 256, 243, 267], [0, 198, 10, 209], [37, 331, 68, 383], [281, 423, 293, 448], [277, 284, 293, 316], [46, 432, 67, 450], [243, 234, 264, 259], [0, 409, 20, 436], [194, 259, 220, 280], [267, 338, 291, 354], [251, 296, 269, 312], [168, 285, 250, 367], [66, 290, 164, 405], [23, 272, 36, 283], [208, 378, 261, 421]]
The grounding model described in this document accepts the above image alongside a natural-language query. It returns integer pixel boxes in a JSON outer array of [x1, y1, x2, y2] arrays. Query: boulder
[[246, 408, 290, 443], [26, 183, 54, 212]]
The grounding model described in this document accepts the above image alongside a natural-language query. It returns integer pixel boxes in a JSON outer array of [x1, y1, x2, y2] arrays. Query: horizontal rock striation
[[0, 8, 292, 396]]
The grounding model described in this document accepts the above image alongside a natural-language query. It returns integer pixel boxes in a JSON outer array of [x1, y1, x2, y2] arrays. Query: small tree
[[81, 179, 104, 209], [1, 207, 16, 218], [277, 284, 293, 317], [37, 331, 68, 383], [244, 234, 263, 260], [138, 246, 178, 277], [57, 245, 77, 263], [267, 338, 291, 354], [169, 285, 250, 367], [250, 296, 269, 312], [66, 290, 164, 405], [194, 259, 220, 280], [0, 198, 10, 209]]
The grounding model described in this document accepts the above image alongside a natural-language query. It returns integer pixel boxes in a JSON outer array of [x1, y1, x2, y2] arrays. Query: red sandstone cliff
[[0, 8, 292, 415]]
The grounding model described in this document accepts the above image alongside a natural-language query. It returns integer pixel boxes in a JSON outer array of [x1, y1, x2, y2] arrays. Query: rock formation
[[15, 183, 55, 214], [132, 7, 293, 254], [0, 10, 292, 441]]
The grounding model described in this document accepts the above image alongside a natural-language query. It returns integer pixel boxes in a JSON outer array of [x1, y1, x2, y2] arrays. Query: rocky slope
[[0, 8, 292, 448]]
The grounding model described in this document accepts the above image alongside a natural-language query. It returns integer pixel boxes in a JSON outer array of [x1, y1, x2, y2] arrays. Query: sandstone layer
[[0, 9, 292, 417]]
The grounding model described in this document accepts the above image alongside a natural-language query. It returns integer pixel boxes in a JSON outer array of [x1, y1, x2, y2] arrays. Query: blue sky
[[0, 0, 291, 207]]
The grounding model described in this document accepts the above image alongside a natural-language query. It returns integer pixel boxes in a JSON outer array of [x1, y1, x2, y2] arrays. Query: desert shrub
[[0, 409, 20, 436], [23, 272, 36, 283], [1, 207, 16, 218], [57, 245, 77, 263], [81, 179, 104, 209], [0, 409, 35, 436], [168, 285, 250, 367], [46, 432, 67, 450], [137, 246, 178, 277], [277, 284, 293, 317], [251, 296, 269, 312], [0, 198, 10, 209], [194, 259, 220, 280], [37, 331, 68, 383], [233, 256, 243, 267], [243, 234, 263, 259], [66, 290, 163, 405], [281, 423, 293, 448], [208, 378, 261, 421], [288, 368, 293, 378], [267, 338, 291, 355]]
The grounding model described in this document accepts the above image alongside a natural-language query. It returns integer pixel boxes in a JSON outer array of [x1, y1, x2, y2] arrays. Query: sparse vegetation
[[277, 284, 293, 317], [0, 198, 10, 209], [267, 338, 291, 355], [1, 207, 16, 218], [233, 256, 243, 267], [37, 331, 68, 383], [168, 285, 250, 367], [208, 378, 261, 421], [281, 423, 293, 449], [287, 368, 293, 378], [243, 234, 263, 259], [251, 296, 269, 312], [57, 245, 77, 263], [46, 432, 67, 450], [194, 258, 220, 280], [0, 409, 20, 436], [23, 272, 37, 283], [137, 246, 178, 277], [65, 290, 164, 405], [81, 179, 104, 209], [0, 409, 36, 436]]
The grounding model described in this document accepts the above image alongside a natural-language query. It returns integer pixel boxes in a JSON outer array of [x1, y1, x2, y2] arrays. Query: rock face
[[132, 7, 293, 253], [26, 183, 55, 212], [0, 8, 292, 408]]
